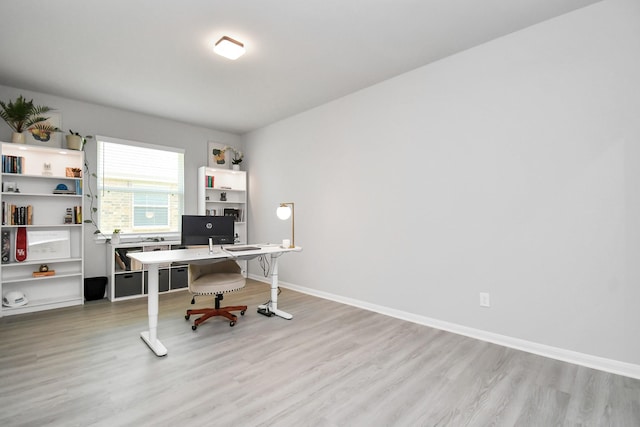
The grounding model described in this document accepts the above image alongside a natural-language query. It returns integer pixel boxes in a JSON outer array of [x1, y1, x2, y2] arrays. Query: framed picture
[[25, 111, 62, 147], [207, 141, 229, 169]]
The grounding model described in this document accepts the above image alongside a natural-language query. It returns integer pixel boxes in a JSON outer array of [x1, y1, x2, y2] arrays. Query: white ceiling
[[0, 0, 599, 135]]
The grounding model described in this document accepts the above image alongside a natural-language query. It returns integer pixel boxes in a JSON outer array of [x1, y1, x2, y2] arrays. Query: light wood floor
[[1, 280, 639, 427]]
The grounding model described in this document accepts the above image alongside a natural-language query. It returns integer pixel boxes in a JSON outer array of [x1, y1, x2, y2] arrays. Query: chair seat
[[186, 260, 247, 329], [190, 272, 245, 295]]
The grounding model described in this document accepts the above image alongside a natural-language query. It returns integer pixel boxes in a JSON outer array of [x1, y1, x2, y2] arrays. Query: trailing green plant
[[0, 95, 53, 133], [82, 155, 103, 237]]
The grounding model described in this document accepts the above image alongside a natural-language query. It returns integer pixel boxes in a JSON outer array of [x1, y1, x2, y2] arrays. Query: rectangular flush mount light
[[213, 36, 245, 60]]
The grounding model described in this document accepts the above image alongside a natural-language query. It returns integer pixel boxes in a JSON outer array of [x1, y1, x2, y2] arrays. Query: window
[[96, 135, 184, 237]]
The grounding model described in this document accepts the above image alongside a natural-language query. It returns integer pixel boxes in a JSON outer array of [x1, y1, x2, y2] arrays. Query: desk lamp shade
[[277, 202, 295, 248]]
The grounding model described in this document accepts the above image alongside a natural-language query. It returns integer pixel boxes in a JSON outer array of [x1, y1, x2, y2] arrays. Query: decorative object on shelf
[[33, 270, 56, 277], [276, 202, 295, 248], [53, 183, 75, 194], [111, 229, 121, 245], [64, 207, 74, 224], [42, 162, 52, 176], [3, 181, 18, 192], [15, 227, 27, 262], [65, 167, 82, 178], [0, 95, 56, 144], [2, 290, 28, 307], [66, 130, 93, 151], [220, 192, 227, 201]]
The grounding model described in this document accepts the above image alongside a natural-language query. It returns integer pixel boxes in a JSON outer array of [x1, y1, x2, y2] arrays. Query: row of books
[[2, 203, 33, 225], [1, 202, 83, 225], [2, 155, 25, 174]]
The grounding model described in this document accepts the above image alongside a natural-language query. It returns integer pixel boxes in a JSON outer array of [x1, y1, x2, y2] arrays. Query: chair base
[[186, 305, 247, 329]]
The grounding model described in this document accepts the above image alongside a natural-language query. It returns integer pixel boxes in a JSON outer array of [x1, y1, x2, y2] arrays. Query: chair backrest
[[188, 259, 245, 295]]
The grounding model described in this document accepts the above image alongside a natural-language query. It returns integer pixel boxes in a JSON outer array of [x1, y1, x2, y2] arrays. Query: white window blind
[[96, 136, 184, 236]]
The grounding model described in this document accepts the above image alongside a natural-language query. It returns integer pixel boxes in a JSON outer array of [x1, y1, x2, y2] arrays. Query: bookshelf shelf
[[0, 142, 85, 317]]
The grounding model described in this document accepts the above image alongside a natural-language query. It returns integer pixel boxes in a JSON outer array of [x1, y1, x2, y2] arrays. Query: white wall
[[244, 0, 640, 370], [0, 85, 241, 278]]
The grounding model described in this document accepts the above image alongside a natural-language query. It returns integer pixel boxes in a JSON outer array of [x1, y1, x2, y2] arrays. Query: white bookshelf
[[0, 142, 84, 316], [197, 166, 248, 275]]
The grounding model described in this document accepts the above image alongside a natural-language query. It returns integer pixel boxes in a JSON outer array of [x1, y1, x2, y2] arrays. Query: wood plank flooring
[[1, 280, 639, 426]]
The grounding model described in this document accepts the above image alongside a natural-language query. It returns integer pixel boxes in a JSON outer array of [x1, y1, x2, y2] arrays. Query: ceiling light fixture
[[213, 36, 246, 60]]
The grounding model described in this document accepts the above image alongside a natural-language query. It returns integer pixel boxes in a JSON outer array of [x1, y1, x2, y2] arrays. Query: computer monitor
[[181, 215, 235, 246]]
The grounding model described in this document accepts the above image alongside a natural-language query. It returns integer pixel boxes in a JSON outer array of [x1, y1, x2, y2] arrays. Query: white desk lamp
[[277, 202, 295, 248]]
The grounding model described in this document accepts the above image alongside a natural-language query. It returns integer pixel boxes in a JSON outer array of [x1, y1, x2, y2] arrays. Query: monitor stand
[[208, 237, 214, 254]]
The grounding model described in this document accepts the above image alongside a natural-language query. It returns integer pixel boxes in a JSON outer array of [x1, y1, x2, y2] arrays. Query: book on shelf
[[1, 203, 33, 225], [74, 205, 82, 224], [205, 175, 215, 188], [1, 230, 10, 263], [1, 155, 25, 174]]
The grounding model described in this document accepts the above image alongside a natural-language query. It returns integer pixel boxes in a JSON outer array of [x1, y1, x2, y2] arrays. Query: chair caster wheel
[[192, 325, 197, 331], [230, 321, 236, 327], [240, 310, 245, 316], [185, 314, 190, 320]]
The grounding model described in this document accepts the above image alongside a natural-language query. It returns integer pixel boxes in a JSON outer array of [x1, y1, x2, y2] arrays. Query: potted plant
[[0, 95, 54, 143], [225, 146, 244, 170], [66, 130, 93, 150], [111, 229, 121, 245]]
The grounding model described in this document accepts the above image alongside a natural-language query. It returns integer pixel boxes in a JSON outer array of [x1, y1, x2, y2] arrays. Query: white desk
[[128, 245, 301, 356]]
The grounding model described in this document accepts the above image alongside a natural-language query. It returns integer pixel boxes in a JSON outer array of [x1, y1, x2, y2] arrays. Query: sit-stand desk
[[128, 245, 301, 356]]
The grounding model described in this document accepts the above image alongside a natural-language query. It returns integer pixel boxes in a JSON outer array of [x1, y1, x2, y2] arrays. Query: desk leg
[[258, 253, 293, 319], [140, 263, 168, 356]]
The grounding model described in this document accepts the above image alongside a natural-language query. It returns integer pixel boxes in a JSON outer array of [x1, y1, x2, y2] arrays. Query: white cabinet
[[197, 166, 247, 244], [107, 241, 189, 301], [0, 142, 84, 316], [197, 166, 248, 275]]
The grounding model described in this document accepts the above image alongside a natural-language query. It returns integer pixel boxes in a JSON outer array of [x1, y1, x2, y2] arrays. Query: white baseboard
[[249, 274, 640, 380]]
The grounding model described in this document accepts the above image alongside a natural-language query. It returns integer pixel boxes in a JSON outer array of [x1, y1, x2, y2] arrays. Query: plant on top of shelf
[[0, 95, 56, 143], [225, 146, 243, 165], [66, 130, 93, 151]]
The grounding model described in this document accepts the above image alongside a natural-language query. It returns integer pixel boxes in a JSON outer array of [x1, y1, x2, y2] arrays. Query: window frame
[[95, 135, 185, 241]]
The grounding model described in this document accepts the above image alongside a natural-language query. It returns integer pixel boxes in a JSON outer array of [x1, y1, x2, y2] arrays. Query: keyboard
[[224, 246, 261, 252]]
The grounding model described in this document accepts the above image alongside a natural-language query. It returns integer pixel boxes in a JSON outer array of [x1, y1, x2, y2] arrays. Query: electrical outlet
[[480, 292, 490, 307]]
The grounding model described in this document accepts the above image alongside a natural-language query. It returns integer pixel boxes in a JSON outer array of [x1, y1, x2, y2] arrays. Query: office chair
[[185, 259, 247, 329]]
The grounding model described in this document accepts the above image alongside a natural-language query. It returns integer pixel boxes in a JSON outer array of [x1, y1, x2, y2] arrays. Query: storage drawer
[[144, 268, 170, 293], [114, 272, 143, 298], [171, 267, 188, 290]]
